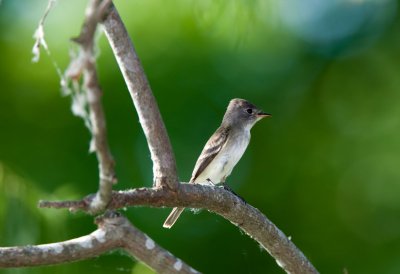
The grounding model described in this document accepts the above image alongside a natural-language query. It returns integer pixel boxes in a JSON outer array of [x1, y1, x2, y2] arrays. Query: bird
[[163, 98, 271, 228]]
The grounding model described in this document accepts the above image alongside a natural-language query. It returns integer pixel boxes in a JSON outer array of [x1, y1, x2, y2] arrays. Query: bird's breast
[[195, 131, 250, 184]]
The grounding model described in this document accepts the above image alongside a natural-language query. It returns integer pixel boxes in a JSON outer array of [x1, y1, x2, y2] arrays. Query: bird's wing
[[190, 126, 230, 183]]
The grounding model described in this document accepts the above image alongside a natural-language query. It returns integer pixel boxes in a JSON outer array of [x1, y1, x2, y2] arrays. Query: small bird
[[163, 98, 271, 228]]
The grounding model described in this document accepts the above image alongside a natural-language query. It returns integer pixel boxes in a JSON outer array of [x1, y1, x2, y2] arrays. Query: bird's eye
[[246, 108, 253, 114]]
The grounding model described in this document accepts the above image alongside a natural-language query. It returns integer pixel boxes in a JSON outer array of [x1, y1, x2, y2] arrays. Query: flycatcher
[[163, 98, 271, 228]]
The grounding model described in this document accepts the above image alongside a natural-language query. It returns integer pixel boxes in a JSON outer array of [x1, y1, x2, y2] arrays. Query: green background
[[1, 0, 400, 273]]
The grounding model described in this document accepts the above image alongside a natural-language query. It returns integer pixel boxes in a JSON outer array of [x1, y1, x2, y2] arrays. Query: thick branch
[[0, 212, 198, 273], [101, 5, 178, 189], [39, 185, 318, 274]]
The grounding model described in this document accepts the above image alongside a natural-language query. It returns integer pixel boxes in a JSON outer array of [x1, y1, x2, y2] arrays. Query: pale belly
[[193, 132, 250, 184]]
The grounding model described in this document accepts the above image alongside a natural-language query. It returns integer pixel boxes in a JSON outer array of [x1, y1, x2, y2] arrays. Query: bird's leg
[[206, 178, 216, 186], [221, 183, 247, 204]]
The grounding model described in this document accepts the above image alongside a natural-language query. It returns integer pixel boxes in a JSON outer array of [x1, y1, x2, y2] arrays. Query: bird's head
[[223, 98, 271, 130]]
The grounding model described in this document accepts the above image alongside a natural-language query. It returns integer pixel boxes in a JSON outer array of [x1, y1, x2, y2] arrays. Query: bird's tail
[[163, 207, 185, 229]]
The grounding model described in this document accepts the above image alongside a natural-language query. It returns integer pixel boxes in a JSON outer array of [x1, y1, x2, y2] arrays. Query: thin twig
[[101, 5, 179, 190], [66, 0, 116, 213], [39, 185, 319, 274], [0, 211, 199, 273]]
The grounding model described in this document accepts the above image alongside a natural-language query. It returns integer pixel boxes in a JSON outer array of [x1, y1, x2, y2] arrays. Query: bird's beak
[[256, 111, 272, 118]]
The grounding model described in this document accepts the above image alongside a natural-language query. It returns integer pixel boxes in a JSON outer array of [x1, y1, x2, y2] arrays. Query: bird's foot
[[206, 178, 216, 186]]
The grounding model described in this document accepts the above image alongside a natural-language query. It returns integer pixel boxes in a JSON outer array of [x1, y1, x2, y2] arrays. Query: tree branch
[[39, 185, 319, 274], [0, 211, 199, 273], [66, 0, 116, 213], [101, 4, 179, 190]]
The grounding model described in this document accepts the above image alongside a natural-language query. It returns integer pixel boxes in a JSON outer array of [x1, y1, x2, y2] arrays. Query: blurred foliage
[[1, 0, 400, 273]]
